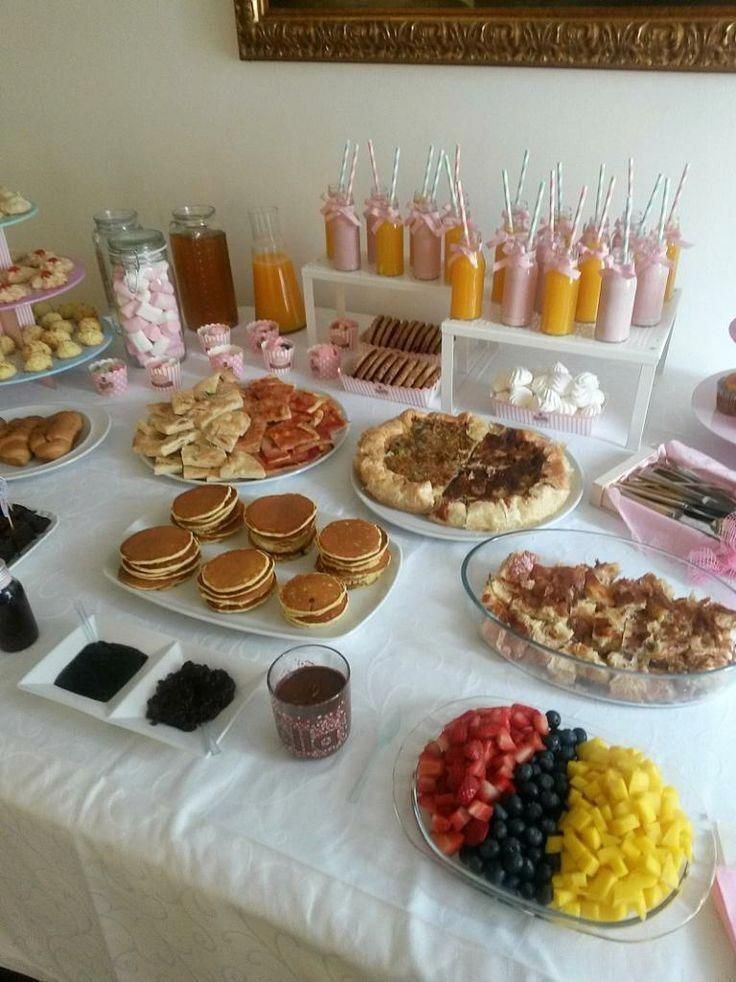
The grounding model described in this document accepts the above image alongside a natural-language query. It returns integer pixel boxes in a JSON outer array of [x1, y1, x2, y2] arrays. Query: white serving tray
[[6, 507, 58, 571]]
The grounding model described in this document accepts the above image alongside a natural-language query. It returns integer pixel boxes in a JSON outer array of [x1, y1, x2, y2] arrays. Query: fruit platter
[[392, 697, 716, 941]]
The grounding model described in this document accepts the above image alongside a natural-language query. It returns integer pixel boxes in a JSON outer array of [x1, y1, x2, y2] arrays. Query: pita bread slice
[[183, 465, 212, 481], [150, 406, 195, 436], [133, 431, 167, 457], [193, 373, 222, 399], [202, 410, 251, 453], [172, 389, 196, 415], [154, 455, 184, 475], [181, 441, 227, 469], [219, 450, 266, 480], [159, 430, 198, 457]]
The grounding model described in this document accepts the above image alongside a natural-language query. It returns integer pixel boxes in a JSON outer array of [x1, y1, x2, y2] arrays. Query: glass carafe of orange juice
[[449, 232, 485, 320], [249, 207, 305, 334]]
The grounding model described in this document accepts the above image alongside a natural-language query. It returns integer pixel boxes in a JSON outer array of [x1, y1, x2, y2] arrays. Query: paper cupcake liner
[[328, 318, 359, 351], [489, 397, 602, 436], [89, 358, 128, 396], [308, 344, 342, 379], [245, 319, 280, 353], [146, 357, 182, 391], [208, 344, 244, 379], [261, 339, 294, 374], [197, 323, 231, 353]]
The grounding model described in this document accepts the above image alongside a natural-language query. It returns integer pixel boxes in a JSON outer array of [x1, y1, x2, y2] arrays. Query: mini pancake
[[117, 564, 197, 591], [244, 493, 316, 539], [317, 530, 389, 572], [120, 538, 200, 573], [316, 549, 391, 588], [247, 522, 315, 559], [121, 553, 201, 581], [281, 593, 349, 626], [171, 485, 237, 523], [316, 519, 383, 563], [278, 572, 347, 619], [120, 526, 196, 566], [198, 569, 276, 612], [199, 548, 273, 595], [196, 502, 245, 541]]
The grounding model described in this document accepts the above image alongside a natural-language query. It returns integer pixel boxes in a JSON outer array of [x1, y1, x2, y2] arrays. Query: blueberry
[[503, 836, 522, 853], [527, 846, 543, 864], [516, 764, 533, 783], [519, 880, 536, 900], [525, 825, 544, 847], [536, 883, 554, 905], [505, 875, 520, 892], [544, 733, 561, 752], [545, 710, 561, 730], [519, 781, 539, 800], [493, 820, 508, 840], [559, 729, 576, 746], [489, 866, 506, 887], [573, 727, 588, 744], [508, 818, 526, 836], [535, 862, 554, 883], [538, 774, 554, 791], [494, 803, 509, 823], [521, 857, 536, 881], [537, 752, 554, 773], [553, 774, 568, 796], [459, 846, 474, 865], [553, 757, 569, 773], [479, 838, 500, 860], [560, 745, 576, 762], [540, 790, 561, 813], [531, 764, 541, 777], [466, 853, 484, 875], [526, 802, 543, 822], [506, 794, 524, 817], [541, 817, 557, 835], [502, 851, 524, 874]]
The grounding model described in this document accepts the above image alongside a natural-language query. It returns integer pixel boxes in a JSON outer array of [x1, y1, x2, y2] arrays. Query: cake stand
[[691, 372, 736, 446]]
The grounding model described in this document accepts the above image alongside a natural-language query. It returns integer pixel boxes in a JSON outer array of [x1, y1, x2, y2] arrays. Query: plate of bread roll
[[0, 405, 111, 479]]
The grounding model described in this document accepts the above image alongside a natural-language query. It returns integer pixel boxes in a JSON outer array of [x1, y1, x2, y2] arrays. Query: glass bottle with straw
[[409, 145, 433, 271], [576, 176, 614, 323], [363, 140, 387, 267], [330, 144, 361, 272], [449, 180, 485, 320], [664, 163, 691, 301], [632, 177, 671, 327], [490, 168, 516, 305], [375, 148, 404, 277], [442, 147, 467, 285], [595, 212, 637, 344], [511, 149, 531, 234], [534, 169, 558, 315], [322, 141, 350, 261], [500, 180, 544, 328], [409, 146, 443, 281], [541, 185, 587, 337]]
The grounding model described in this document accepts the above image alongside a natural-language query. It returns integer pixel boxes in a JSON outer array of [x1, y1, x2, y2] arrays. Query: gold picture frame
[[234, 0, 736, 72]]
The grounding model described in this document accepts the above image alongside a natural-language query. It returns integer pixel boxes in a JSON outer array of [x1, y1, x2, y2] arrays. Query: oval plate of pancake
[[352, 409, 584, 541], [0, 403, 112, 481], [133, 373, 349, 485], [102, 486, 402, 641]]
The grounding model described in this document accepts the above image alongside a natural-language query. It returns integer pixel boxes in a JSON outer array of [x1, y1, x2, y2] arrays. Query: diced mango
[[598, 847, 628, 878], [642, 852, 662, 878], [628, 770, 649, 795], [644, 883, 666, 909], [546, 836, 563, 854], [560, 900, 581, 918], [555, 888, 576, 906], [581, 826, 602, 852], [587, 868, 618, 901], [580, 901, 600, 921], [611, 814, 640, 836], [606, 773, 629, 802], [621, 838, 641, 861]]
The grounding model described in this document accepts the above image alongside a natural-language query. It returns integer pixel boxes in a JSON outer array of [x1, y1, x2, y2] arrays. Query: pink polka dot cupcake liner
[[88, 358, 128, 396]]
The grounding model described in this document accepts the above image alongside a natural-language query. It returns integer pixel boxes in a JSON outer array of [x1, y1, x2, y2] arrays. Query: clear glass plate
[[461, 528, 736, 707], [392, 696, 716, 942]]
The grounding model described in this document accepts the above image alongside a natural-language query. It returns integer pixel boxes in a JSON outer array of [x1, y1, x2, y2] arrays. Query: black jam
[[55, 641, 148, 702], [0, 571, 39, 652], [146, 661, 236, 731]]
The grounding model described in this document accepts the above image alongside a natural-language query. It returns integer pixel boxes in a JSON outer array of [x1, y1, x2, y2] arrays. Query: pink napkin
[[713, 824, 736, 954], [607, 440, 736, 562]]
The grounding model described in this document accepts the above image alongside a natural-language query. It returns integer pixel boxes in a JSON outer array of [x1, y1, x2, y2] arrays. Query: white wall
[[3, 0, 734, 376]]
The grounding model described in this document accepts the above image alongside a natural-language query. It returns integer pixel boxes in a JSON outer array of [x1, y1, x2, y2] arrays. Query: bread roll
[[28, 411, 83, 462], [0, 415, 44, 466]]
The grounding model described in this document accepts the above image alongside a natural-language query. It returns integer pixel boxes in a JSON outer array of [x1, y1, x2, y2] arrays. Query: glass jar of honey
[[169, 205, 238, 331]]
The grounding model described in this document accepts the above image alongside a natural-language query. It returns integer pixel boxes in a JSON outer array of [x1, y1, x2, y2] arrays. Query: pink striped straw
[[456, 178, 471, 245], [549, 168, 556, 239], [454, 145, 461, 190], [666, 163, 689, 226], [596, 176, 616, 243], [569, 185, 588, 248], [367, 139, 380, 193], [346, 143, 359, 202]]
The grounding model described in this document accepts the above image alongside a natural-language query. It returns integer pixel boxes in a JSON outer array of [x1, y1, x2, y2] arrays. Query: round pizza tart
[[354, 410, 571, 532]]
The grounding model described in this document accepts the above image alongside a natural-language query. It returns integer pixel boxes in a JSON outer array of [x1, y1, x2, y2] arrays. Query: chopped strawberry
[[464, 739, 484, 761], [466, 759, 485, 780], [456, 775, 480, 805], [433, 831, 464, 855], [417, 776, 437, 794], [467, 800, 493, 823], [448, 806, 471, 831], [496, 730, 516, 752], [431, 813, 452, 833], [436, 732, 450, 753], [434, 793, 456, 814], [445, 720, 468, 745], [417, 793, 436, 811], [444, 745, 465, 765], [463, 817, 489, 847], [477, 779, 499, 803], [417, 757, 444, 779], [532, 711, 550, 736], [446, 762, 465, 791], [514, 745, 535, 765], [422, 740, 443, 758]]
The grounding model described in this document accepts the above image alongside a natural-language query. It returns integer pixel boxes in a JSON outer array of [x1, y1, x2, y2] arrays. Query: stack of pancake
[[170, 484, 243, 541], [315, 519, 390, 588], [278, 572, 348, 627], [118, 526, 200, 590], [197, 548, 276, 612], [244, 493, 316, 560]]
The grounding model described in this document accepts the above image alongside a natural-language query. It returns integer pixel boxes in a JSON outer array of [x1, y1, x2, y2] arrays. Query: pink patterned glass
[[245, 319, 279, 353], [328, 317, 359, 351], [145, 357, 182, 390], [308, 343, 341, 379], [88, 358, 128, 395], [197, 323, 231, 353], [267, 645, 351, 760]]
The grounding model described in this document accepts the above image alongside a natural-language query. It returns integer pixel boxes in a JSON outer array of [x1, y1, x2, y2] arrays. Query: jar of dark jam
[[0, 560, 39, 652]]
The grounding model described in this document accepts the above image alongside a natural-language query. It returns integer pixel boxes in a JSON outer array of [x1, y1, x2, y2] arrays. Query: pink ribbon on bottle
[[363, 199, 385, 222], [634, 244, 672, 273], [486, 227, 514, 251], [324, 203, 361, 227], [407, 206, 443, 237], [492, 240, 535, 273], [578, 241, 610, 263], [441, 204, 475, 232], [320, 193, 340, 218], [448, 238, 483, 269], [601, 259, 636, 280], [546, 252, 581, 281], [373, 206, 403, 231], [664, 223, 693, 249]]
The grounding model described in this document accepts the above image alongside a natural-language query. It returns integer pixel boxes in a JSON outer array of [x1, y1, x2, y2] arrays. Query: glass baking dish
[[461, 528, 736, 707]]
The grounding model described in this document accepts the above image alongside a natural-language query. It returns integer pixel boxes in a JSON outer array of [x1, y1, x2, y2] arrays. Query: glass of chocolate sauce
[[267, 645, 350, 759]]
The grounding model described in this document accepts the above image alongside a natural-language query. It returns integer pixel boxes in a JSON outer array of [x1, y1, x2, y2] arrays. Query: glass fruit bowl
[[392, 696, 716, 942], [461, 528, 736, 707]]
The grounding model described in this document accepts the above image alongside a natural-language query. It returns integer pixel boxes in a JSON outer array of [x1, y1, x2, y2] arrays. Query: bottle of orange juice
[[541, 250, 580, 336], [575, 238, 608, 324], [663, 219, 691, 302], [249, 207, 305, 334], [374, 199, 404, 277], [449, 231, 485, 320]]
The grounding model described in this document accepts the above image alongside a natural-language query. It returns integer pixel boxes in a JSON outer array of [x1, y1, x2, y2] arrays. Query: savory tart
[[354, 410, 571, 532]]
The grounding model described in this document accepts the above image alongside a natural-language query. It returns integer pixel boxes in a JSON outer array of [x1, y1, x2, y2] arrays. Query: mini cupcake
[[716, 373, 736, 415]]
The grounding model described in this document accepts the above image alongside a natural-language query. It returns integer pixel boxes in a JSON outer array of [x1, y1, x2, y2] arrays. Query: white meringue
[[493, 388, 512, 402], [568, 381, 598, 408], [557, 399, 578, 416], [508, 385, 535, 409], [530, 373, 550, 395], [551, 361, 571, 378], [547, 372, 572, 395], [579, 403, 603, 417], [492, 366, 533, 393], [535, 388, 563, 414], [574, 371, 600, 390]]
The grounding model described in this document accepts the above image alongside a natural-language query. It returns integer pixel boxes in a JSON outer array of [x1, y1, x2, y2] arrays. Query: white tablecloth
[[1, 321, 735, 982]]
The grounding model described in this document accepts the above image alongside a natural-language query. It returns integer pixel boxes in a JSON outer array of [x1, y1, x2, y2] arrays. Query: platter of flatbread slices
[[133, 372, 349, 485]]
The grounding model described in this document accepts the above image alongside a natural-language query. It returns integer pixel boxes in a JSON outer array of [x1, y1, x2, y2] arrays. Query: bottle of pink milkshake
[[408, 192, 442, 281], [534, 227, 556, 315], [330, 195, 361, 272], [595, 256, 637, 343], [364, 187, 387, 267], [632, 240, 669, 327], [500, 241, 538, 327]]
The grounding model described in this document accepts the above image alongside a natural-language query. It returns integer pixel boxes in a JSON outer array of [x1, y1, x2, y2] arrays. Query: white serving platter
[[0, 404, 111, 481], [18, 614, 255, 756], [350, 448, 584, 542], [103, 509, 402, 641]]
